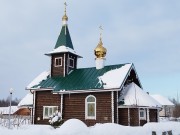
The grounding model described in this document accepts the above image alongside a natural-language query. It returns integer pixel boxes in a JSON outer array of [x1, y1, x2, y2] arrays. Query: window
[[85, 95, 96, 119], [139, 108, 146, 120], [69, 58, 74, 68], [55, 57, 62, 67], [43, 106, 58, 119]]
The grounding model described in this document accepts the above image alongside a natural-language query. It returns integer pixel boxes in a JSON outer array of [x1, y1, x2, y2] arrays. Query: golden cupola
[[94, 26, 107, 69], [62, 2, 68, 24], [94, 37, 107, 58], [62, 13, 68, 21]]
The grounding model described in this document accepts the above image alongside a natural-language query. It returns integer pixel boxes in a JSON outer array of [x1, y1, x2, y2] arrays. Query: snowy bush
[[49, 111, 63, 128]]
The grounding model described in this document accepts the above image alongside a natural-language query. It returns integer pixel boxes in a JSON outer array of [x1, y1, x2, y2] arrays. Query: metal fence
[[0, 115, 31, 128]]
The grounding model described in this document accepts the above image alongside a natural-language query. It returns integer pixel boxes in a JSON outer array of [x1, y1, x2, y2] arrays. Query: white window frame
[[43, 106, 58, 119], [69, 58, 74, 68], [139, 108, 146, 120], [85, 95, 96, 120], [55, 57, 62, 67]]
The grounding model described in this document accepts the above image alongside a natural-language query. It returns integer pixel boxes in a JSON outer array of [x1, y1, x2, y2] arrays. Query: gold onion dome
[[94, 38, 107, 58], [62, 2, 68, 21], [62, 14, 68, 21]]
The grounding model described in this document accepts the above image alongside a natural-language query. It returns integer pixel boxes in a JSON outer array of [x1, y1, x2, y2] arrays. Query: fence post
[[167, 130, 172, 135], [152, 131, 157, 135], [162, 131, 166, 135]]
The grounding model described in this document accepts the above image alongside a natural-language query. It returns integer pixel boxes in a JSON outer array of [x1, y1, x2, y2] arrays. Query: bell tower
[[46, 2, 82, 77]]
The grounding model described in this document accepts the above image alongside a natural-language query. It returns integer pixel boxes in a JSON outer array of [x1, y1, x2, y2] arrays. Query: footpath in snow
[[0, 119, 180, 135]]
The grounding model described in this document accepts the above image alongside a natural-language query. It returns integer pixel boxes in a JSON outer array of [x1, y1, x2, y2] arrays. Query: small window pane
[[43, 106, 58, 119], [53, 107, 58, 113], [44, 107, 48, 117], [69, 58, 74, 68], [88, 103, 95, 116], [140, 111, 144, 117], [49, 108, 53, 116], [87, 97, 95, 102], [55, 57, 62, 66]]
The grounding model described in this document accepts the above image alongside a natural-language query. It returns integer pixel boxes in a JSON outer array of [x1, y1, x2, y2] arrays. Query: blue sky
[[0, 0, 180, 100]]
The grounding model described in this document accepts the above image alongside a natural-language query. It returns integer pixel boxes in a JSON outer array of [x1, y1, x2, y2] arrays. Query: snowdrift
[[0, 119, 180, 135]]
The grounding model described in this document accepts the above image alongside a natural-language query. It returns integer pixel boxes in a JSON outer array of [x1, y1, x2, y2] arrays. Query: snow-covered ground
[[0, 119, 180, 135]]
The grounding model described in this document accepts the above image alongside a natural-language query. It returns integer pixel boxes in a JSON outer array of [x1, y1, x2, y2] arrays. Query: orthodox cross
[[64, 2, 67, 14], [99, 26, 103, 39]]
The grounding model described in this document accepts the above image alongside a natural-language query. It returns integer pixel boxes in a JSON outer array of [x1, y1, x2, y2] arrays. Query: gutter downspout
[[61, 94, 63, 118], [33, 91, 36, 124], [138, 108, 140, 126], [116, 91, 119, 123], [147, 108, 150, 123], [111, 91, 114, 123], [128, 107, 130, 126]]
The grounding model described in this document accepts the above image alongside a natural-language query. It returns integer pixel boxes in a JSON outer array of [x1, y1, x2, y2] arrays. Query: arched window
[[85, 95, 96, 120]]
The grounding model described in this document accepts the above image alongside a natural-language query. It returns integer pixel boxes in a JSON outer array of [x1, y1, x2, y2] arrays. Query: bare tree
[[0, 97, 20, 107], [171, 98, 180, 118]]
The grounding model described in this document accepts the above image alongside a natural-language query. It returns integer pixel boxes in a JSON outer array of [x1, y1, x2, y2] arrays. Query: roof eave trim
[[53, 88, 120, 94], [18, 105, 33, 108], [118, 106, 162, 109], [45, 52, 83, 58], [26, 88, 53, 91]]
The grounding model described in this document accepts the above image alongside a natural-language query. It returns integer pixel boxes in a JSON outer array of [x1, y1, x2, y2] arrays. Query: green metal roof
[[54, 25, 74, 49], [33, 64, 130, 92]]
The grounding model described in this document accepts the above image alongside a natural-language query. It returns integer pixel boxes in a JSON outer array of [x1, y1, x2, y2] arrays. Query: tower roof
[[46, 2, 83, 57], [54, 25, 74, 49], [54, 2, 73, 50]]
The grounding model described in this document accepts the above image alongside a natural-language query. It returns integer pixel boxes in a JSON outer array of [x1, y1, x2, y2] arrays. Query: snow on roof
[[0, 106, 18, 114], [46, 45, 80, 56], [26, 71, 50, 89], [18, 93, 33, 108], [151, 95, 174, 106], [120, 82, 162, 107], [98, 64, 132, 89]]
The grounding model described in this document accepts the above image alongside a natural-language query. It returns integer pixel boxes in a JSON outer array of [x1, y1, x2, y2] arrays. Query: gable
[[119, 82, 161, 107]]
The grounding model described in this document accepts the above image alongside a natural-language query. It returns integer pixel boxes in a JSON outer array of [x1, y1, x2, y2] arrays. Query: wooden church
[[27, 3, 161, 126]]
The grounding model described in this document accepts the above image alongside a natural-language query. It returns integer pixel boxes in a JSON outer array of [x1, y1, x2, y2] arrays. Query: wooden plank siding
[[51, 54, 65, 77], [118, 108, 158, 126], [113, 91, 118, 123], [118, 108, 129, 126], [129, 108, 139, 126], [34, 90, 159, 126], [119, 108, 139, 126], [149, 109, 158, 122], [63, 92, 112, 126], [51, 53, 77, 77], [34, 91, 113, 126], [34, 91, 61, 124]]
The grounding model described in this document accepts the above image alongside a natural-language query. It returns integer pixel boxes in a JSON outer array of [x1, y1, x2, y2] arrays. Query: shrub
[[49, 111, 63, 128]]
